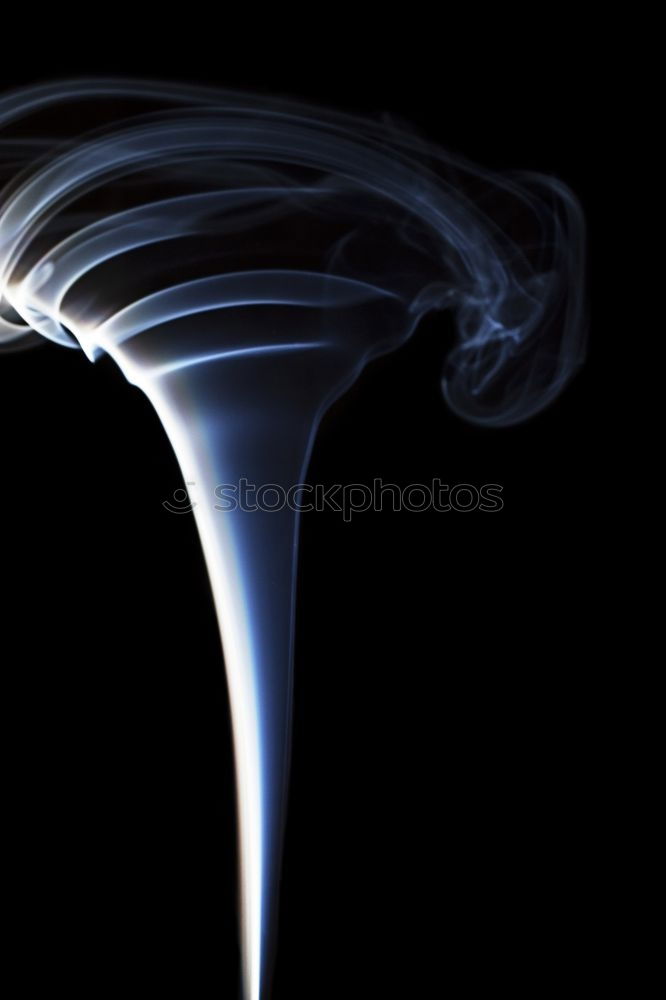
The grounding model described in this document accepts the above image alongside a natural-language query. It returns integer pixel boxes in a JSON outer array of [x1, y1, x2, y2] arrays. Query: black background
[[2, 18, 601, 999]]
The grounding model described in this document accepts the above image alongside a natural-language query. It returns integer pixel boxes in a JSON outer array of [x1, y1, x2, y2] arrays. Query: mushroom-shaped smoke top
[[0, 78, 586, 425]]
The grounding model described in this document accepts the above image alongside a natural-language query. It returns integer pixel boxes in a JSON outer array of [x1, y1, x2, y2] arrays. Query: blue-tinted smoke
[[0, 79, 586, 999], [0, 78, 586, 425]]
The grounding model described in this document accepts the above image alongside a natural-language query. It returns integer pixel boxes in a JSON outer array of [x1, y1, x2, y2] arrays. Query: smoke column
[[0, 79, 586, 999]]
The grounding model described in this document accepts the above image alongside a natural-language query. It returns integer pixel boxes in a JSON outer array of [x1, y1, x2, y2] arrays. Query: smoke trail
[[0, 79, 586, 999]]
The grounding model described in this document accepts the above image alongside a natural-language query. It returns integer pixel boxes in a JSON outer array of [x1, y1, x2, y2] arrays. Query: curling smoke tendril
[[0, 79, 586, 999]]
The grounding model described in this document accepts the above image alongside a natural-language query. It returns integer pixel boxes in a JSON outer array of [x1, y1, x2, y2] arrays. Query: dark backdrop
[[1, 20, 600, 999]]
